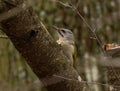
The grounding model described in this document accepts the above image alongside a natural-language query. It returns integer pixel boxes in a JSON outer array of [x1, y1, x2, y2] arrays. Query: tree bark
[[0, 0, 85, 91]]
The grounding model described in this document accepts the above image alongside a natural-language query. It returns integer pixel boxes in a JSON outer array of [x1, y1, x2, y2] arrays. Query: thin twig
[[49, 0, 105, 54], [53, 74, 120, 88]]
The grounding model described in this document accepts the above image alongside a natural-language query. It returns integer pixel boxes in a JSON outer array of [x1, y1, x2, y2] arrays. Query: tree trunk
[[0, 0, 86, 91]]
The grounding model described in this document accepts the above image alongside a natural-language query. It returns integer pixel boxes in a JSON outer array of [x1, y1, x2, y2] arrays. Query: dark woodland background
[[0, 0, 119, 91]]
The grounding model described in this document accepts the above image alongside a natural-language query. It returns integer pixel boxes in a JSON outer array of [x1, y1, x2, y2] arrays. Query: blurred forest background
[[0, 0, 120, 91]]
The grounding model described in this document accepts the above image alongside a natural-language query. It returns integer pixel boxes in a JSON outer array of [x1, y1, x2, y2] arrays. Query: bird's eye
[[61, 30, 66, 33]]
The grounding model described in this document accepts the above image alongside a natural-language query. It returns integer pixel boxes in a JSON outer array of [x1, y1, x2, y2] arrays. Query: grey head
[[53, 26, 74, 44]]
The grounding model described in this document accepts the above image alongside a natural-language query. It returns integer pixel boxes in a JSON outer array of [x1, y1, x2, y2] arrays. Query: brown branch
[[99, 58, 120, 68]]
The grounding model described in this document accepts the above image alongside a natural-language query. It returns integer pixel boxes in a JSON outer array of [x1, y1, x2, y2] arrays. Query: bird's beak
[[53, 26, 63, 37], [53, 26, 59, 30]]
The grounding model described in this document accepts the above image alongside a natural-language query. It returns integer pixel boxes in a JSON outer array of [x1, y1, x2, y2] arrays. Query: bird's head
[[53, 26, 74, 44]]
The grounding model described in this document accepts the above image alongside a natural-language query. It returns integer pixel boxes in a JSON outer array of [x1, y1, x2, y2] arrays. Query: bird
[[53, 26, 83, 82], [53, 26, 75, 66]]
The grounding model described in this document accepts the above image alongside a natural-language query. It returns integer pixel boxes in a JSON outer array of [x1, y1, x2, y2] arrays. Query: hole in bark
[[30, 29, 38, 38], [22, 29, 39, 41]]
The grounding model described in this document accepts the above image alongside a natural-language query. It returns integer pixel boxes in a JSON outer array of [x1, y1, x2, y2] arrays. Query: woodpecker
[[53, 26, 83, 82], [53, 26, 75, 66]]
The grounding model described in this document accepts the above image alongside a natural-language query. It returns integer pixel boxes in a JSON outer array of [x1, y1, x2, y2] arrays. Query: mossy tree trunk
[[0, 0, 86, 91]]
